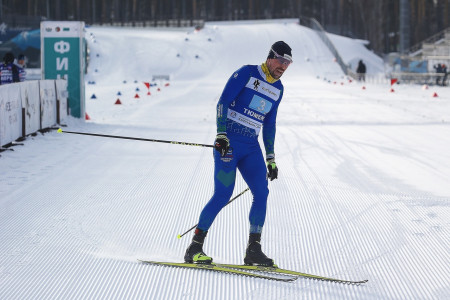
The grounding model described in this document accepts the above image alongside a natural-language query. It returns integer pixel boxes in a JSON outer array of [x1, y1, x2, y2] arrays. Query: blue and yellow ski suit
[[197, 63, 284, 234]]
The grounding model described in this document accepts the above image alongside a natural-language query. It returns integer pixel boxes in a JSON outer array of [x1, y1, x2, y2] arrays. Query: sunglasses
[[271, 48, 293, 66]]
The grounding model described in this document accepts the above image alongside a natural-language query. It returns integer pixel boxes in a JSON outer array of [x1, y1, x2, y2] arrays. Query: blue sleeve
[[262, 87, 283, 157], [216, 66, 251, 133]]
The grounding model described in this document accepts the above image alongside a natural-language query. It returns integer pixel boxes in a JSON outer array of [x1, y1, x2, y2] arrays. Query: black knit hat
[[3, 52, 14, 64], [267, 41, 293, 63]]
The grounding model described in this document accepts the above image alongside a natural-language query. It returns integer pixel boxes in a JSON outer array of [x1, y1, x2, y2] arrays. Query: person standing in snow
[[0, 52, 21, 85], [441, 64, 448, 86], [184, 41, 293, 267], [356, 60, 366, 82], [434, 63, 443, 86], [15, 54, 27, 82]]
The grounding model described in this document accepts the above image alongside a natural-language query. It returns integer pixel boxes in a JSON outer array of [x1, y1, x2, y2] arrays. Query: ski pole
[[56, 128, 214, 148], [177, 187, 250, 239]]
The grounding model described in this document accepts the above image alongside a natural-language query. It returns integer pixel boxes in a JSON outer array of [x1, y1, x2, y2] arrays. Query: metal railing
[[407, 27, 450, 56], [104, 19, 205, 28], [347, 69, 390, 85], [390, 72, 447, 85], [299, 16, 349, 76]]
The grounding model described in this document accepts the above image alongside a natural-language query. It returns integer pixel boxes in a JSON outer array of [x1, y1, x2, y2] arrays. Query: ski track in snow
[[1, 21, 449, 299]]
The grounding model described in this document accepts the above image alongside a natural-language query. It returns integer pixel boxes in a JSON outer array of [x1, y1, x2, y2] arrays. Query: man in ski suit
[[185, 41, 292, 266]]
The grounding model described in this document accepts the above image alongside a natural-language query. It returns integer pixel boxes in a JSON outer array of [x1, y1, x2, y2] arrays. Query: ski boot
[[184, 228, 213, 264], [244, 233, 275, 267]]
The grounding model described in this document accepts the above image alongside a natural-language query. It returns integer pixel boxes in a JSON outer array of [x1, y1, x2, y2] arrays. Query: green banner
[[41, 22, 85, 118]]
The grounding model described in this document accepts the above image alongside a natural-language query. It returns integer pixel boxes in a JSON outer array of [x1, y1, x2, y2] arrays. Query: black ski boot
[[244, 233, 275, 267], [184, 228, 213, 264]]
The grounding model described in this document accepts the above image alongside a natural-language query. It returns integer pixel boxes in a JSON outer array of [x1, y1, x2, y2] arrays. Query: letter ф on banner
[[55, 41, 70, 72], [54, 40, 71, 54], [41, 21, 85, 119]]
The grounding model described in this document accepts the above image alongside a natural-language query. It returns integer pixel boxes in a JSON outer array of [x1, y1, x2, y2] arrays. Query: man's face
[[267, 58, 290, 79]]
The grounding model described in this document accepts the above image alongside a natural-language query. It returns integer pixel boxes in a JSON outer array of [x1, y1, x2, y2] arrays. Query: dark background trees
[[0, 0, 448, 55]]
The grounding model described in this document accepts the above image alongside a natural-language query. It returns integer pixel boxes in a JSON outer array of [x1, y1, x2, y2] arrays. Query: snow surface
[[1, 20, 449, 299]]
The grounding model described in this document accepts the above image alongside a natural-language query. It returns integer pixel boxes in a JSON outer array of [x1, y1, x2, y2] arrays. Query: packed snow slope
[[1, 20, 449, 299]]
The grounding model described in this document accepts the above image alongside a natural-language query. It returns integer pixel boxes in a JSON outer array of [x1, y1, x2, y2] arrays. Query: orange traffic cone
[[134, 93, 140, 98], [115, 99, 122, 104], [432, 92, 438, 97]]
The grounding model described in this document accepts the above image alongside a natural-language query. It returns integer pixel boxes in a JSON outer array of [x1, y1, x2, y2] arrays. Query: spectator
[[441, 64, 448, 86], [0, 52, 21, 85], [15, 54, 27, 82], [356, 60, 366, 82], [433, 63, 443, 85]]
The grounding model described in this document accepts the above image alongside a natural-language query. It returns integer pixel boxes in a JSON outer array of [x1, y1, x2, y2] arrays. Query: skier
[[184, 41, 293, 267]]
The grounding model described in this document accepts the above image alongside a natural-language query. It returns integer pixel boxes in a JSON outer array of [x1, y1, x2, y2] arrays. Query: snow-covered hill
[[1, 20, 449, 299]]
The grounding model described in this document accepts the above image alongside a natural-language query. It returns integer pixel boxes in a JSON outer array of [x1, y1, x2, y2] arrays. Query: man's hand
[[214, 133, 230, 157], [266, 158, 278, 181]]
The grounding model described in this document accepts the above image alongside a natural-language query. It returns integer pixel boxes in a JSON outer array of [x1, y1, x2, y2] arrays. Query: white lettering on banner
[[245, 77, 280, 101], [56, 57, 68, 71], [54, 41, 70, 54], [227, 109, 262, 135], [54, 41, 70, 80]]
